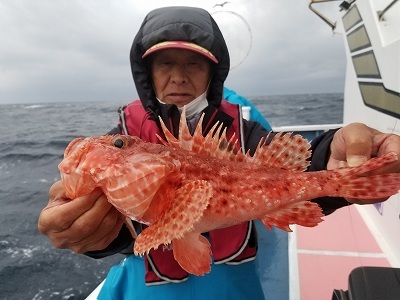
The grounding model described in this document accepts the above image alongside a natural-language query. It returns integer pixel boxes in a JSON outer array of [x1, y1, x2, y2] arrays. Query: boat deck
[[255, 203, 392, 300], [293, 205, 391, 299]]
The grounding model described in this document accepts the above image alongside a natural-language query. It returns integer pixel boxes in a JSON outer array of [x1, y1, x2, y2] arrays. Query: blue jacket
[[224, 87, 272, 131]]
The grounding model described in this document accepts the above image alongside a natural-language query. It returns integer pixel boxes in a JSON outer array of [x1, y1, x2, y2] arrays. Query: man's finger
[[342, 123, 373, 166]]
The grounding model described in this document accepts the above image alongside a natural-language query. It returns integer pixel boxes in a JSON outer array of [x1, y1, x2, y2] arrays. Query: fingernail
[[348, 156, 367, 167]]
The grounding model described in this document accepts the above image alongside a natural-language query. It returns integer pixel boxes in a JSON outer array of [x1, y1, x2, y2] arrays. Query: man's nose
[[170, 65, 188, 83]]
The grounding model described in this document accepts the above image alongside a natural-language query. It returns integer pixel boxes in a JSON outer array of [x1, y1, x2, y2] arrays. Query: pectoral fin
[[101, 162, 177, 220], [134, 180, 212, 255], [173, 232, 211, 276]]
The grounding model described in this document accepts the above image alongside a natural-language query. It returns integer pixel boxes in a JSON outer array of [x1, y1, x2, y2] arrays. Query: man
[[38, 6, 400, 299]]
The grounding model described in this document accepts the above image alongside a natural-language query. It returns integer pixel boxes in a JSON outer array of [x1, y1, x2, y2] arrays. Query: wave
[[23, 104, 47, 109], [0, 152, 62, 162], [0, 138, 74, 160]]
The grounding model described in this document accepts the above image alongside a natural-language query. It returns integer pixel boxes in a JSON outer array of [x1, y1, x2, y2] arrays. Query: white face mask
[[156, 89, 209, 120], [177, 90, 208, 119]]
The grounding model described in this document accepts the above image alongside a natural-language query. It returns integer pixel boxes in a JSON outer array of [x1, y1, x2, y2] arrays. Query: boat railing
[[378, 0, 399, 20], [241, 106, 342, 141], [308, 0, 341, 30], [308, 0, 361, 30], [273, 124, 343, 141]]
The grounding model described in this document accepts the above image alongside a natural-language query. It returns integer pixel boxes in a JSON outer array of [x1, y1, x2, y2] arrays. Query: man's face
[[150, 49, 212, 107]]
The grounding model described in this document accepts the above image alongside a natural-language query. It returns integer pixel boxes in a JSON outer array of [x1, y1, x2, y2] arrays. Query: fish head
[[59, 135, 144, 199]]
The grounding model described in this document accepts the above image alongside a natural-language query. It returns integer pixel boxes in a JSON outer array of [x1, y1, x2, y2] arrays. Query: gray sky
[[0, 0, 347, 104]]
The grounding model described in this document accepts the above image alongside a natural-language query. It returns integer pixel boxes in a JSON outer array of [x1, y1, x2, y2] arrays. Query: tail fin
[[334, 152, 400, 199]]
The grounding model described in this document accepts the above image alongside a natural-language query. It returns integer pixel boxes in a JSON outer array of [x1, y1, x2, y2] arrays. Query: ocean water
[[0, 93, 343, 299]]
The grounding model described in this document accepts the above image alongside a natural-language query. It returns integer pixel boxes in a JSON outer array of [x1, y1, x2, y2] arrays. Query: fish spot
[[299, 146, 308, 153], [353, 183, 365, 189], [188, 205, 198, 213]]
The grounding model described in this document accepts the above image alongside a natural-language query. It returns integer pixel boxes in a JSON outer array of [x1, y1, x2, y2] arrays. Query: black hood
[[130, 6, 230, 117]]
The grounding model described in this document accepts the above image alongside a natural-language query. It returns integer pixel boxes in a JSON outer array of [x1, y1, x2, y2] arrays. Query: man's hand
[[38, 181, 125, 253], [327, 123, 400, 204]]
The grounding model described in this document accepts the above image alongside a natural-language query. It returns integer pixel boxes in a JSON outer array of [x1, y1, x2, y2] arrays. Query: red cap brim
[[142, 41, 218, 63]]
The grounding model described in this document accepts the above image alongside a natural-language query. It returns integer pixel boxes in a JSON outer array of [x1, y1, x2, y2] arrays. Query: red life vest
[[119, 100, 257, 285]]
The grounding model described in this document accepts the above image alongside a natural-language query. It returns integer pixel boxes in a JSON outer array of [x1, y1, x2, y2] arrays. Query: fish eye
[[113, 137, 125, 148]]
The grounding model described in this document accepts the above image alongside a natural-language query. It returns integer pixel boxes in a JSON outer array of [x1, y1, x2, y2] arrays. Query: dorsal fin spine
[[157, 106, 241, 162]]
